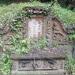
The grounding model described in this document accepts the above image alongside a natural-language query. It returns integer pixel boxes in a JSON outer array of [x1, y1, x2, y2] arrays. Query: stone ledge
[[11, 48, 65, 60], [11, 70, 66, 75]]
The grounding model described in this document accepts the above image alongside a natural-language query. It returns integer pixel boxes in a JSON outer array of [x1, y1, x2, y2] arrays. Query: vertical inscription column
[[27, 16, 44, 39], [28, 19, 42, 38]]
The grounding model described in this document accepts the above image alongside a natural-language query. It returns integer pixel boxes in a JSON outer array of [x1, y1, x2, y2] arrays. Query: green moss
[[0, 1, 50, 28], [0, 1, 50, 16]]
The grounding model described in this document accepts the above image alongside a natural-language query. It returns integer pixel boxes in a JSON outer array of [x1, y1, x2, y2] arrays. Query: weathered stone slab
[[11, 48, 65, 60], [12, 59, 65, 71], [11, 70, 66, 75]]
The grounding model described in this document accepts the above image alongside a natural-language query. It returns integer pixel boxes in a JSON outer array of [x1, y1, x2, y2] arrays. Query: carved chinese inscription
[[18, 59, 64, 71], [28, 19, 42, 38]]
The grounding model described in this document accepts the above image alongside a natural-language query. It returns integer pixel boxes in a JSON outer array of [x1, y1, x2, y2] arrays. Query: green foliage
[[0, 1, 50, 30], [68, 34, 75, 40], [10, 34, 31, 54], [31, 37, 47, 49], [11, 34, 47, 53], [0, 52, 12, 75], [0, 38, 12, 75], [37, 37, 47, 49], [10, 16, 23, 32], [51, 3, 75, 25], [66, 56, 75, 74]]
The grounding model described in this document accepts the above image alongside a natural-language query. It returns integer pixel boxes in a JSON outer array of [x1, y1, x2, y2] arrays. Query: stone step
[[11, 70, 67, 75]]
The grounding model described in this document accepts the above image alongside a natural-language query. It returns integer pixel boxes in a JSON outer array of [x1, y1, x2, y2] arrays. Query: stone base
[[11, 70, 66, 75]]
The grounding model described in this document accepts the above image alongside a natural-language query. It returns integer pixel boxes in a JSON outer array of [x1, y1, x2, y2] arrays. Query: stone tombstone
[[9, 7, 69, 75]]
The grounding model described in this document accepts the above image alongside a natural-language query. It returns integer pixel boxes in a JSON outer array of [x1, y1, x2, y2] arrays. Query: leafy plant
[[10, 34, 31, 54], [37, 37, 47, 49], [68, 34, 75, 40], [0, 52, 12, 75], [10, 16, 23, 32], [66, 56, 75, 75], [11, 35, 47, 54]]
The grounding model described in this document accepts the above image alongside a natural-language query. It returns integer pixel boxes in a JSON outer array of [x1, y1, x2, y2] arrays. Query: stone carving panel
[[16, 59, 64, 71]]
